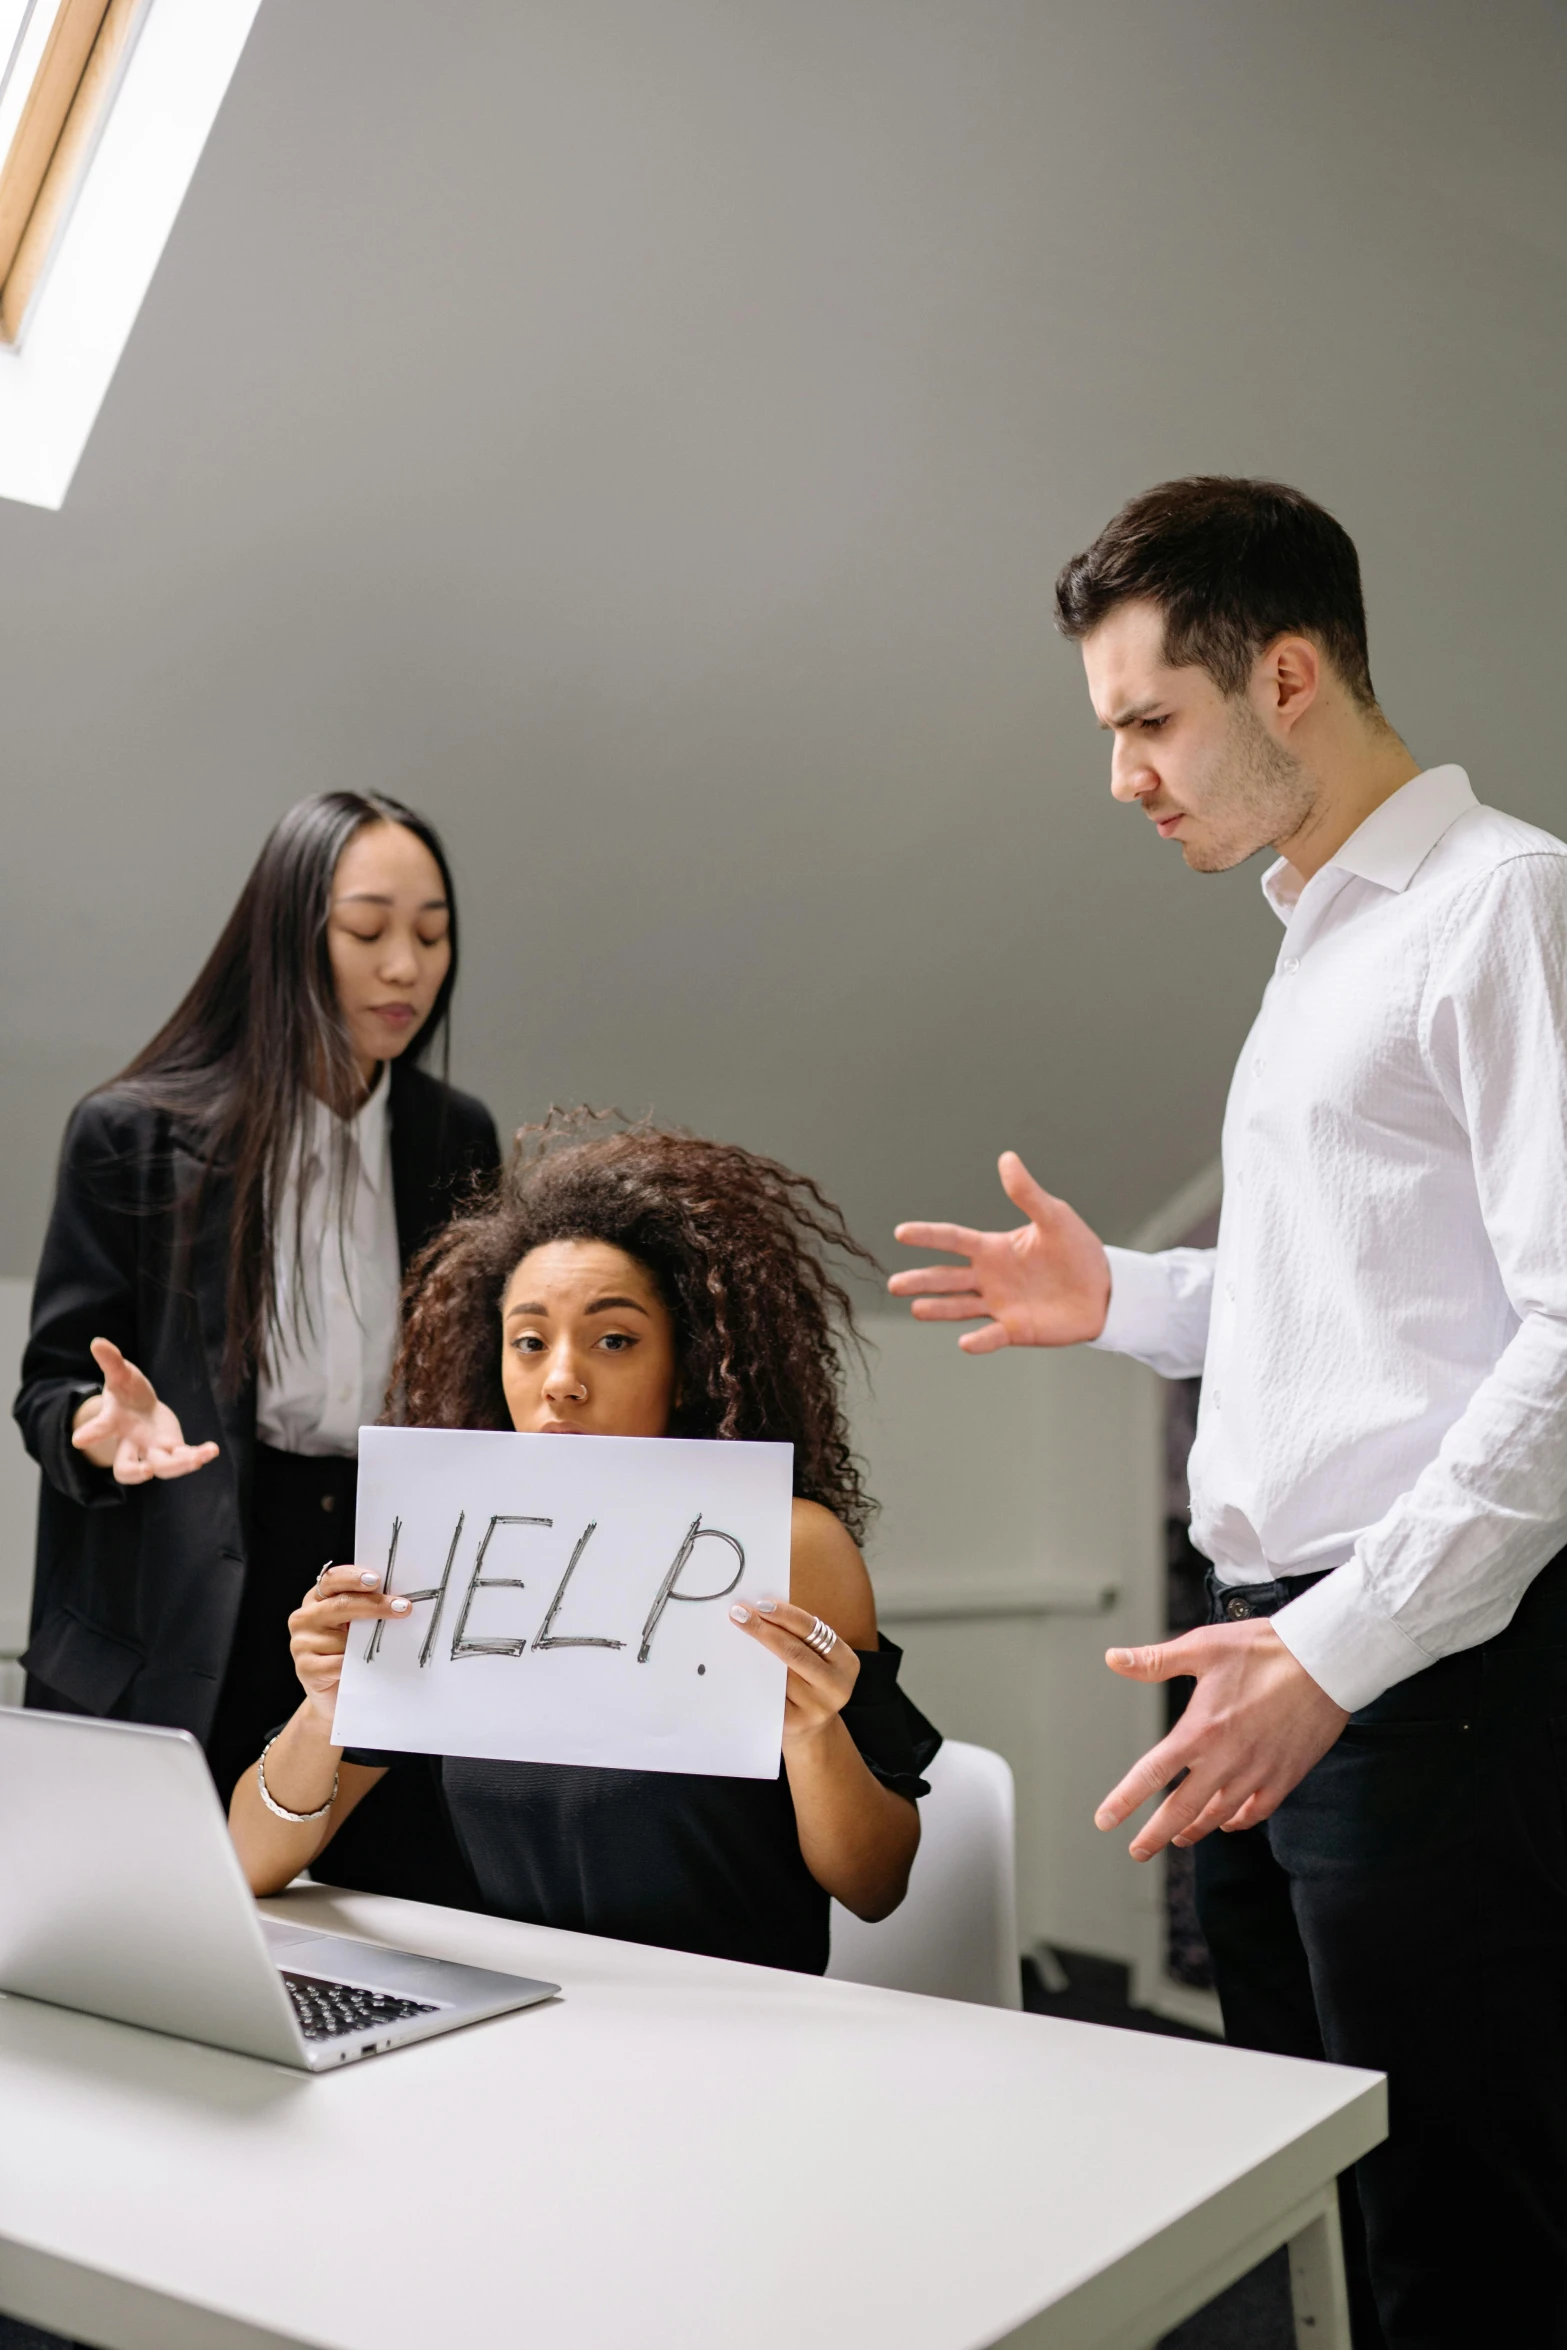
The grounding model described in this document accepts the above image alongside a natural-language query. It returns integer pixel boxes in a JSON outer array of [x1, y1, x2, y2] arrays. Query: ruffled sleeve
[[840, 1635, 942, 1798]]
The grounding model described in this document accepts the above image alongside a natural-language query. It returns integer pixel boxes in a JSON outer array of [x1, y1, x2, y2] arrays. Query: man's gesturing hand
[[889, 1150, 1111, 1354], [1095, 1620, 1350, 1860]]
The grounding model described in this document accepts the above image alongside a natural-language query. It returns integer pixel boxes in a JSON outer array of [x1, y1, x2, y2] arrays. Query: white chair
[[826, 1739, 1021, 2009]]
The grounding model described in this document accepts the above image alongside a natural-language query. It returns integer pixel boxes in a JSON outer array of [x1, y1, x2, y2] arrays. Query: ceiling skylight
[[0, 0, 262, 508], [0, 0, 152, 347]]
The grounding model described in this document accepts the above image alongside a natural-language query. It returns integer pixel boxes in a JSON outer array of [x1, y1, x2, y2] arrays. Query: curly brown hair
[[391, 1113, 879, 1543]]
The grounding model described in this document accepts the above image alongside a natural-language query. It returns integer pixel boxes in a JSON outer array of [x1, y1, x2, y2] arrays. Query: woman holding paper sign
[[14, 794, 499, 1850], [231, 1121, 941, 1970]]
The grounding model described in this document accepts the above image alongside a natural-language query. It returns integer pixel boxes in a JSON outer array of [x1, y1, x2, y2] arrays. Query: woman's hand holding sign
[[729, 1594, 861, 1741], [290, 1566, 411, 1729], [229, 1566, 404, 1891], [723, 1496, 918, 1920]]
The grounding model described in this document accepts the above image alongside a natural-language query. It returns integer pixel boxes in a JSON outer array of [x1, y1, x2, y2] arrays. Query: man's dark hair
[[1054, 476, 1378, 709]]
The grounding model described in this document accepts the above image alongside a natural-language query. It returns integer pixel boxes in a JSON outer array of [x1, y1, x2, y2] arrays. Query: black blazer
[[14, 1059, 500, 1742]]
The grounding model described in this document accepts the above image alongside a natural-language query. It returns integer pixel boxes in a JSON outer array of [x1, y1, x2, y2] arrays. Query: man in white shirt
[[891, 478, 1567, 2350]]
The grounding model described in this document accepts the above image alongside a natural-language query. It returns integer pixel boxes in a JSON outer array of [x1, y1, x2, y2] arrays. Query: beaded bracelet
[[256, 1732, 338, 1824]]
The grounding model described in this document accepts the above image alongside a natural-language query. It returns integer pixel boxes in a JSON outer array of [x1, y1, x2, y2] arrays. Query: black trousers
[[1195, 1547, 1567, 2350], [204, 1444, 357, 1804]]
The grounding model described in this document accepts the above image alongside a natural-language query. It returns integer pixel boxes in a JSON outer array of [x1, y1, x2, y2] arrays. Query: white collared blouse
[[1096, 767, 1567, 1711], [255, 1069, 402, 1459]]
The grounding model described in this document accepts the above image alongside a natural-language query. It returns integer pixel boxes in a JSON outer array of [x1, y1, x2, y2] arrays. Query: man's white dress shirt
[[1095, 767, 1567, 1712], [255, 1070, 401, 1458]]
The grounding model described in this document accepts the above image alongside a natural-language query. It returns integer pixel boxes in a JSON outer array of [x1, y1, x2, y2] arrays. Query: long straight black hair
[[115, 792, 460, 1389]]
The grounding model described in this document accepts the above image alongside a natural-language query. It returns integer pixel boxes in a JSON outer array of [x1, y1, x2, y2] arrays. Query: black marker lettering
[[531, 1521, 625, 1651], [637, 1516, 745, 1663], [363, 1515, 402, 1663], [450, 1515, 553, 1659], [364, 1512, 466, 1666]]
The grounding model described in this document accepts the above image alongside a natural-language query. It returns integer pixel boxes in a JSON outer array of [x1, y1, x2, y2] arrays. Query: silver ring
[[803, 1615, 838, 1659], [313, 1560, 336, 1591]]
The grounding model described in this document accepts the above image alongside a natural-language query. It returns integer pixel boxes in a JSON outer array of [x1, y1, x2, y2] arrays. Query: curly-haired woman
[[229, 1120, 940, 1972]]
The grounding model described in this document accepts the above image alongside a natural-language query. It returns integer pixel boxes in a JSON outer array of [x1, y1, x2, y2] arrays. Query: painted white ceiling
[[2, 0, 1563, 1282]]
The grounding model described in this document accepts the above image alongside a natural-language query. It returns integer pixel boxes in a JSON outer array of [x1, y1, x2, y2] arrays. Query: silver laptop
[[0, 1708, 558, 2070]]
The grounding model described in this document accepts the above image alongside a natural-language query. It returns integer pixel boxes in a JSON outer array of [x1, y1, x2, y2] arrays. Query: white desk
[[0, 1885, 1383, 2350]]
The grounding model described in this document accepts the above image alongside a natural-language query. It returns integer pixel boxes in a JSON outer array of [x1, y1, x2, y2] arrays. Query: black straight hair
[[1053, 476, 1379, 710], [114, 791, 459, 1389]]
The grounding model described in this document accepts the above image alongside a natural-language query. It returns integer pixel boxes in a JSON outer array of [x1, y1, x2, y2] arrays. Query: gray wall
[[2, 0, 1564, 1279]]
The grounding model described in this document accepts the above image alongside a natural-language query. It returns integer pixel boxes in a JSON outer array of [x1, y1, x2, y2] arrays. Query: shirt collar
[[1260, 765, 1476, 923]]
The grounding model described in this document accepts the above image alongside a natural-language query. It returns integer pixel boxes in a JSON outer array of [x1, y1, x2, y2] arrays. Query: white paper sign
[[332, 1428, 793, 1778]]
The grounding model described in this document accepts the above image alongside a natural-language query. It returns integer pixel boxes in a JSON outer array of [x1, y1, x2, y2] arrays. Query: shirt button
[[336, 1385, 352, 1403], [1226, 1282, 1237, 1303], [1210, 1388, 1222, 1410], [1280, 956, 1300, 975], [1253, 1057, 1265, 1075]]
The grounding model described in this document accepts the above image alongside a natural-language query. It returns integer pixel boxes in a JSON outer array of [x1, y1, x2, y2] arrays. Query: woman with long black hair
[[14, 793, 500, 1820]]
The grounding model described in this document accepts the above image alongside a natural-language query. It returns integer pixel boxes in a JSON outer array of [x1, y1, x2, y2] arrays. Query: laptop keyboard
[[282, 1970, 439, 2042]]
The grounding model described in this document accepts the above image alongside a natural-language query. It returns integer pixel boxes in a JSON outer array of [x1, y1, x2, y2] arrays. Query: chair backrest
[[826, 1739, 1021, 2009]]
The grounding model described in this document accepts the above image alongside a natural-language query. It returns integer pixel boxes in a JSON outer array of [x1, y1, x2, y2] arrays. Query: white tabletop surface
[[0, 1884, 1384, 2350]]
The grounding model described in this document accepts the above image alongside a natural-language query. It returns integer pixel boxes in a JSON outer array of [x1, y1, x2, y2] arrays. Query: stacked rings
[[803, 1615, 838, 1658]]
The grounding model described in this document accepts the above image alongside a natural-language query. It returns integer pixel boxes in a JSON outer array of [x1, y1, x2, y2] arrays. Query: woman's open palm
[[71, 1336, 220, 1484], [888, 1151, 1112, 1353]]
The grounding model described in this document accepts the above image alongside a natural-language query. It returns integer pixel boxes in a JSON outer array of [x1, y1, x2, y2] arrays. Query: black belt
[[1205, 1566, 1336, 1622]]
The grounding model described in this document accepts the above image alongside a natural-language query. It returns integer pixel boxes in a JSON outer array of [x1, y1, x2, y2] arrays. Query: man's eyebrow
[[1098, 700, 1166, 732]]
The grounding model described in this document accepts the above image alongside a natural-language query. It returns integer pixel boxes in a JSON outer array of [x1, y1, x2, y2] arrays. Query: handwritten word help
[[363, 1511, 746, 1669]]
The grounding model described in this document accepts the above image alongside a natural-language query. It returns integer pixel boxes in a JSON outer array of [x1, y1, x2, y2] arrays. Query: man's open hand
[[889, 1150, 1111, 1354], [1095, 1619, 1350, 1859]]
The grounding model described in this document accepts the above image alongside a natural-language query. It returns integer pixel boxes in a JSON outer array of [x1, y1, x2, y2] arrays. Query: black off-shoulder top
[[315, 1635, 941, 1976]]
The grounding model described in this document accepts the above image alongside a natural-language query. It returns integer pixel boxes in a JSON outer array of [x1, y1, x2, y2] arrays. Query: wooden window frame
[[0, 0, 153, 346], [0, 0, 261, 508]]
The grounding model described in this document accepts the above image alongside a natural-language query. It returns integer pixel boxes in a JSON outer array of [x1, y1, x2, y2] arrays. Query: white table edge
[[1, 1887, 1388, 2350], [983, 2083, 1384, 2350], [0, 2231, 312, 2350]]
